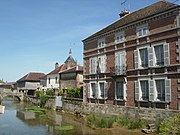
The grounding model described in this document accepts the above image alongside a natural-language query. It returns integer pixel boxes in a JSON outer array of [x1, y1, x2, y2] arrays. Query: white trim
[[98, 81, 107, 99], [136, 24, 149, 38], [98, 38, 105, 48], [115, 31, 125, 44]]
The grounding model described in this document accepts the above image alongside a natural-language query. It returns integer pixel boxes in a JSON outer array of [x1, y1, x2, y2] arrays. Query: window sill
[[115, 99, 126, 102]]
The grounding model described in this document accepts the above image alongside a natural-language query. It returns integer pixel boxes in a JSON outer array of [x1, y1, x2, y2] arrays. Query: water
[[0, 101, 146, 135]]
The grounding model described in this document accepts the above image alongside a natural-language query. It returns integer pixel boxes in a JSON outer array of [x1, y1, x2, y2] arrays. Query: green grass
[[25, 106, 46, 113], [55, 125, 74, 131], [87, 114, 146, 129]]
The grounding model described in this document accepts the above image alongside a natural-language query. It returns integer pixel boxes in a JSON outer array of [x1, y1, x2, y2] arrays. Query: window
[[98, 39, 105, 48], [116, 81, 124, 100], [89, 57, 97, 74], [91, 83, 96, 98], [115, 51, 126, 75], [115, 32, 125, 43], [140, 80, 149, 100], [99, 82, 105, 98], [154, 45, 164, 66], [139, 48, 148, 67], [155, 80, 165, 101], [48, 77, 50, 84], [136, 25, 148, 37], [55, 77, 58, 84], [97, 55, 106, 73]]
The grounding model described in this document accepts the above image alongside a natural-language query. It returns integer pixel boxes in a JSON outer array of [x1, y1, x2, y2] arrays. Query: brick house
[[82, 1, 180, 110]]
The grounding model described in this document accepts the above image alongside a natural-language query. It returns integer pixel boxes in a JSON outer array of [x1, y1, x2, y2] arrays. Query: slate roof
[[17, 72, 45, 82], [83, 1, 179, 41], [59, 65, 83, 74], [64, 55, 77, 65]]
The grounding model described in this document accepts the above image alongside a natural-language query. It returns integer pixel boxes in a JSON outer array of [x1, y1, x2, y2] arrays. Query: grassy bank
[[87, 114, 147, 130]]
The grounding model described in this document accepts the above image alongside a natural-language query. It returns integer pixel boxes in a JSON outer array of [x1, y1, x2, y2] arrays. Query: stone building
[[16, 72, 45, 95], [83, 1, 180, 110], [46, 50, 77, 92]]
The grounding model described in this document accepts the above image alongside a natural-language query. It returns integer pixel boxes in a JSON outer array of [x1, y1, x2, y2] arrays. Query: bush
[[87, 114, 116, 128], [67, 88, 81, 98], [40, 95, 49, 107], [159, 113, 180, 135], [35, 90, 43, 98], [116, 117, 145, 129], [46, 88, 55, 96]]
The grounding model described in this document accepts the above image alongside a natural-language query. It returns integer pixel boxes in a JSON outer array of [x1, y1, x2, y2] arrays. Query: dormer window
[[136, 24, 149, 38], [115, 32, 125, 43], [98, 38, 105, 48]]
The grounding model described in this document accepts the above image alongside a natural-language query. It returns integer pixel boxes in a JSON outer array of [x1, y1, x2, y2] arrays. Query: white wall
[[47, 74, 59, 89]]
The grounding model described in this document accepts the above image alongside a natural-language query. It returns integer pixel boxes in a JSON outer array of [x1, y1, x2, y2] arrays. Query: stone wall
[[26, 96, 180, 122], [63, 100, 180, 122]]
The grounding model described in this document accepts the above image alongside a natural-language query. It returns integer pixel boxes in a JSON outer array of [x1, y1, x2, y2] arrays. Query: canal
[[0, 100, 146, 135]]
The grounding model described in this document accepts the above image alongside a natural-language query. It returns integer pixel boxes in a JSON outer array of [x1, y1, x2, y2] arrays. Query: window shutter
[[135, 81, 139, 101], [121, 52, 125, 74], [165, 79, 171, 102], [148, 47, 153, 67], [164, 44, 170, 66], [123, 82, 126, 100], [88, 83, 90, 98], [134, 50, 138, 69], [95, 83, 99, 98], [104, 82, 109, 99], [149, 80, 154, 101]]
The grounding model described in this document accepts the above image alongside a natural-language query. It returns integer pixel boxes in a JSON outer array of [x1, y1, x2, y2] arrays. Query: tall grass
[[87, 114, 146, 129]]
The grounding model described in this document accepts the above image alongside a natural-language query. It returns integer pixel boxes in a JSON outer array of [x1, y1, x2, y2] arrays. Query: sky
[[0, 0, 180, 82]]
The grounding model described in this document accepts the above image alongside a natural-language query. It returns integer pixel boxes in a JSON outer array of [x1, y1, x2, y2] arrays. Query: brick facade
[[83, 1, 180, 110]]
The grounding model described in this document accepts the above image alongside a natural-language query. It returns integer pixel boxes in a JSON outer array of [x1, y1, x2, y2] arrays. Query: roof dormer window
[[98, 38, 105, 48], [115, 32, 125, 43], [136, 24, 149, 38]]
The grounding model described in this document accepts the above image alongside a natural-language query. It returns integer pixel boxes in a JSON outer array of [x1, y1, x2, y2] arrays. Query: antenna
[[121, 0, 127, 5]]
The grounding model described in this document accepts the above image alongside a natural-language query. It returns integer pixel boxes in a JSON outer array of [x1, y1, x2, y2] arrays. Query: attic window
[[136, 24, 149, 38], [98, 38, 105, 48]]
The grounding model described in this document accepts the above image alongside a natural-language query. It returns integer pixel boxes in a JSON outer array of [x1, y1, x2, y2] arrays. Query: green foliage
[[25, 106, 46, 113], [67, 88, 81, 98], [87, 114, 116, 128], [87, 114, 146, 129], [55, 125, 74, 131], [35, 90, 43, 98], [40, 95, 49, 107], [116, 117, 145, 129], [58, 90, 64, 96], [46, 88, 55, 96], [159, 114, 180, 135]]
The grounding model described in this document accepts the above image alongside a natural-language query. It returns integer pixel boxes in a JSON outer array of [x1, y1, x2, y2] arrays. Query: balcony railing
[[110, 65, 126, 76]]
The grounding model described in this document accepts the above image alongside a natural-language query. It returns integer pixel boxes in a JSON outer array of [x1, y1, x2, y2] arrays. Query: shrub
[[87, 114, 116, 128], [67, 88, 81, 98], [58, 90, 64, 96], [40, 95, 49, 107], [35, 90, 43, 98], [159, 113, 180, 135], [46, 88, 55, 96]]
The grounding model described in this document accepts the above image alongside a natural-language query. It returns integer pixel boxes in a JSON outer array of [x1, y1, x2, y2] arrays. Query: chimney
[[55, 62, 59, 69], [119, 10, 130, 18]]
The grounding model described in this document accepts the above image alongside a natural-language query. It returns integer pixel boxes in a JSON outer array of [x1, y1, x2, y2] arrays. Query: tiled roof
[[59, 65, 83, 74], [17, 72, 45, 82], [47, 64, 66, 75], [83, 1, 179, 41]]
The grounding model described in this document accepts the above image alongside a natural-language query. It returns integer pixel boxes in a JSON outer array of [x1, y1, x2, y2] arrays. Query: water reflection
[[0, 101, 147, 135]]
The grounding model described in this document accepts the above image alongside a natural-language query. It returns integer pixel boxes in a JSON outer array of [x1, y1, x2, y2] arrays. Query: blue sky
[[0, 0, 179, 82]]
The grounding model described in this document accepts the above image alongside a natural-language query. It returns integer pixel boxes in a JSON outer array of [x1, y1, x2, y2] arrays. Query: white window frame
[[115, 50, 126, 75], [98, 38, 105, 48], [115, 79, 126, 101], [136, 24, 149, 38], [98, 81, 107, 99], [136, 78, 150, 101], [89, 81, 97, 98], [97, 55, 106, 73], [115, 32, 125, 43], [89, 57, 97, 74], [151, 41, 170, 67], [135, 44, 149, 69]]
